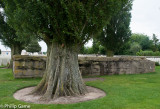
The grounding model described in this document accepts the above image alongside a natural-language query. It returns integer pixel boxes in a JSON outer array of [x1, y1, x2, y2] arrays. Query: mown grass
[[0, 67, 160, 109], [0, 65, 6, 68]]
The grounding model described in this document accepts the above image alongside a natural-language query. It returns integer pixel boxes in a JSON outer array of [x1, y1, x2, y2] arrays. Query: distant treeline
[[80, 33, 160, 56]]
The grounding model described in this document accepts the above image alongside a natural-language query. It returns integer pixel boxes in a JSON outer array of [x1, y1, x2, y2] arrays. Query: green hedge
[[136, 50, 160, 56]]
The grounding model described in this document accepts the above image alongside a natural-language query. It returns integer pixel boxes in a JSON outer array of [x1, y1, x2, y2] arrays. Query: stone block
[[13, 55, 46, 78]]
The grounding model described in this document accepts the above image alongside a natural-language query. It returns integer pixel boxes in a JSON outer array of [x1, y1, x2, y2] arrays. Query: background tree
[[151, 34, 159, 52], [0, 9, 30, 68], [115, 41, 131, 55], [99, 45, 106, 55], [130, 42, 141, 54], [80, 46, 94, 54], [92, 38, 100, 54], [25, 40, 41, 54], [96, 0, 132, 57], [79, 45, 87, 54], [130, 33, 152, 51], [0, 49, 1, 54], [4, 0, 129, 100]]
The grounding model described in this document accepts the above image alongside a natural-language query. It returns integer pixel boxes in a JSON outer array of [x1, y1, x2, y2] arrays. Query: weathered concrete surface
[[13, 55, 46, 78], [13, 55, 155, 78], [79, 57, 155, 76]]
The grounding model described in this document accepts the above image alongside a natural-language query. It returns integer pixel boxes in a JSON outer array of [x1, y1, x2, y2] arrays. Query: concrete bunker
[[13, 55, 155, 78]]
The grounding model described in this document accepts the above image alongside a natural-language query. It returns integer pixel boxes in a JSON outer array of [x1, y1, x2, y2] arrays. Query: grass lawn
[[0, 66, 6, 68], [0, 67, 160, 109]]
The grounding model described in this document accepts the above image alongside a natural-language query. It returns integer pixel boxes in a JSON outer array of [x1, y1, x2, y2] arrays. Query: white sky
[[1, 0, 160, 52], [130, 0, 160, 38]]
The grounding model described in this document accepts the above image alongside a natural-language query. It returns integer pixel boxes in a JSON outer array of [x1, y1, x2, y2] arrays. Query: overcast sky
[[130, 0, 160, 37], [1, 0, 160, 52]]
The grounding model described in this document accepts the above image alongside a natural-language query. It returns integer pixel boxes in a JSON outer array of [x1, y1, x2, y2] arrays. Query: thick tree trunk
[[8, 45, 22, 69], [32, 42, 87, 100], [106, 49, 114, 57]]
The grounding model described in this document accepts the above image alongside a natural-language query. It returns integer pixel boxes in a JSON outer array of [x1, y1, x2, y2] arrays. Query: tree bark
[[32, 42, 87, 100], [106, 49, 114, 57], [8, 45, 22, 69]]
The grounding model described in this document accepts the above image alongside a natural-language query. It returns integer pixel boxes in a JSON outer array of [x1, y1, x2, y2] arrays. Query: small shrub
[[0, 63, 6, 68], [155, 62, 160, 66]]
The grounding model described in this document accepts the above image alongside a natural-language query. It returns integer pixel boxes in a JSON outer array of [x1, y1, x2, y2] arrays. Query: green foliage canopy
[[0, 2, 31, 52], [130, 42, 141, 54], [130, 33, 152, 51], [151, 34, 159, 52], [3, 0, 129, 48], [96, 0, 132, 55], [0, 11, 24, 49], [25, 40, 41, 53]]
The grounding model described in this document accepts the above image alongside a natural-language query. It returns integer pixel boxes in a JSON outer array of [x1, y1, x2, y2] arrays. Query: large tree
[[3, 0, 129, 100], [96, 0, 132, 57]]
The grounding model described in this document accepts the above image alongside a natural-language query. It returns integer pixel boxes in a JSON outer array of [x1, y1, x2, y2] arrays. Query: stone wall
[[13, 55, 155, 78], [13, 55, 46, 78], [79, 57, 155, 76]]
